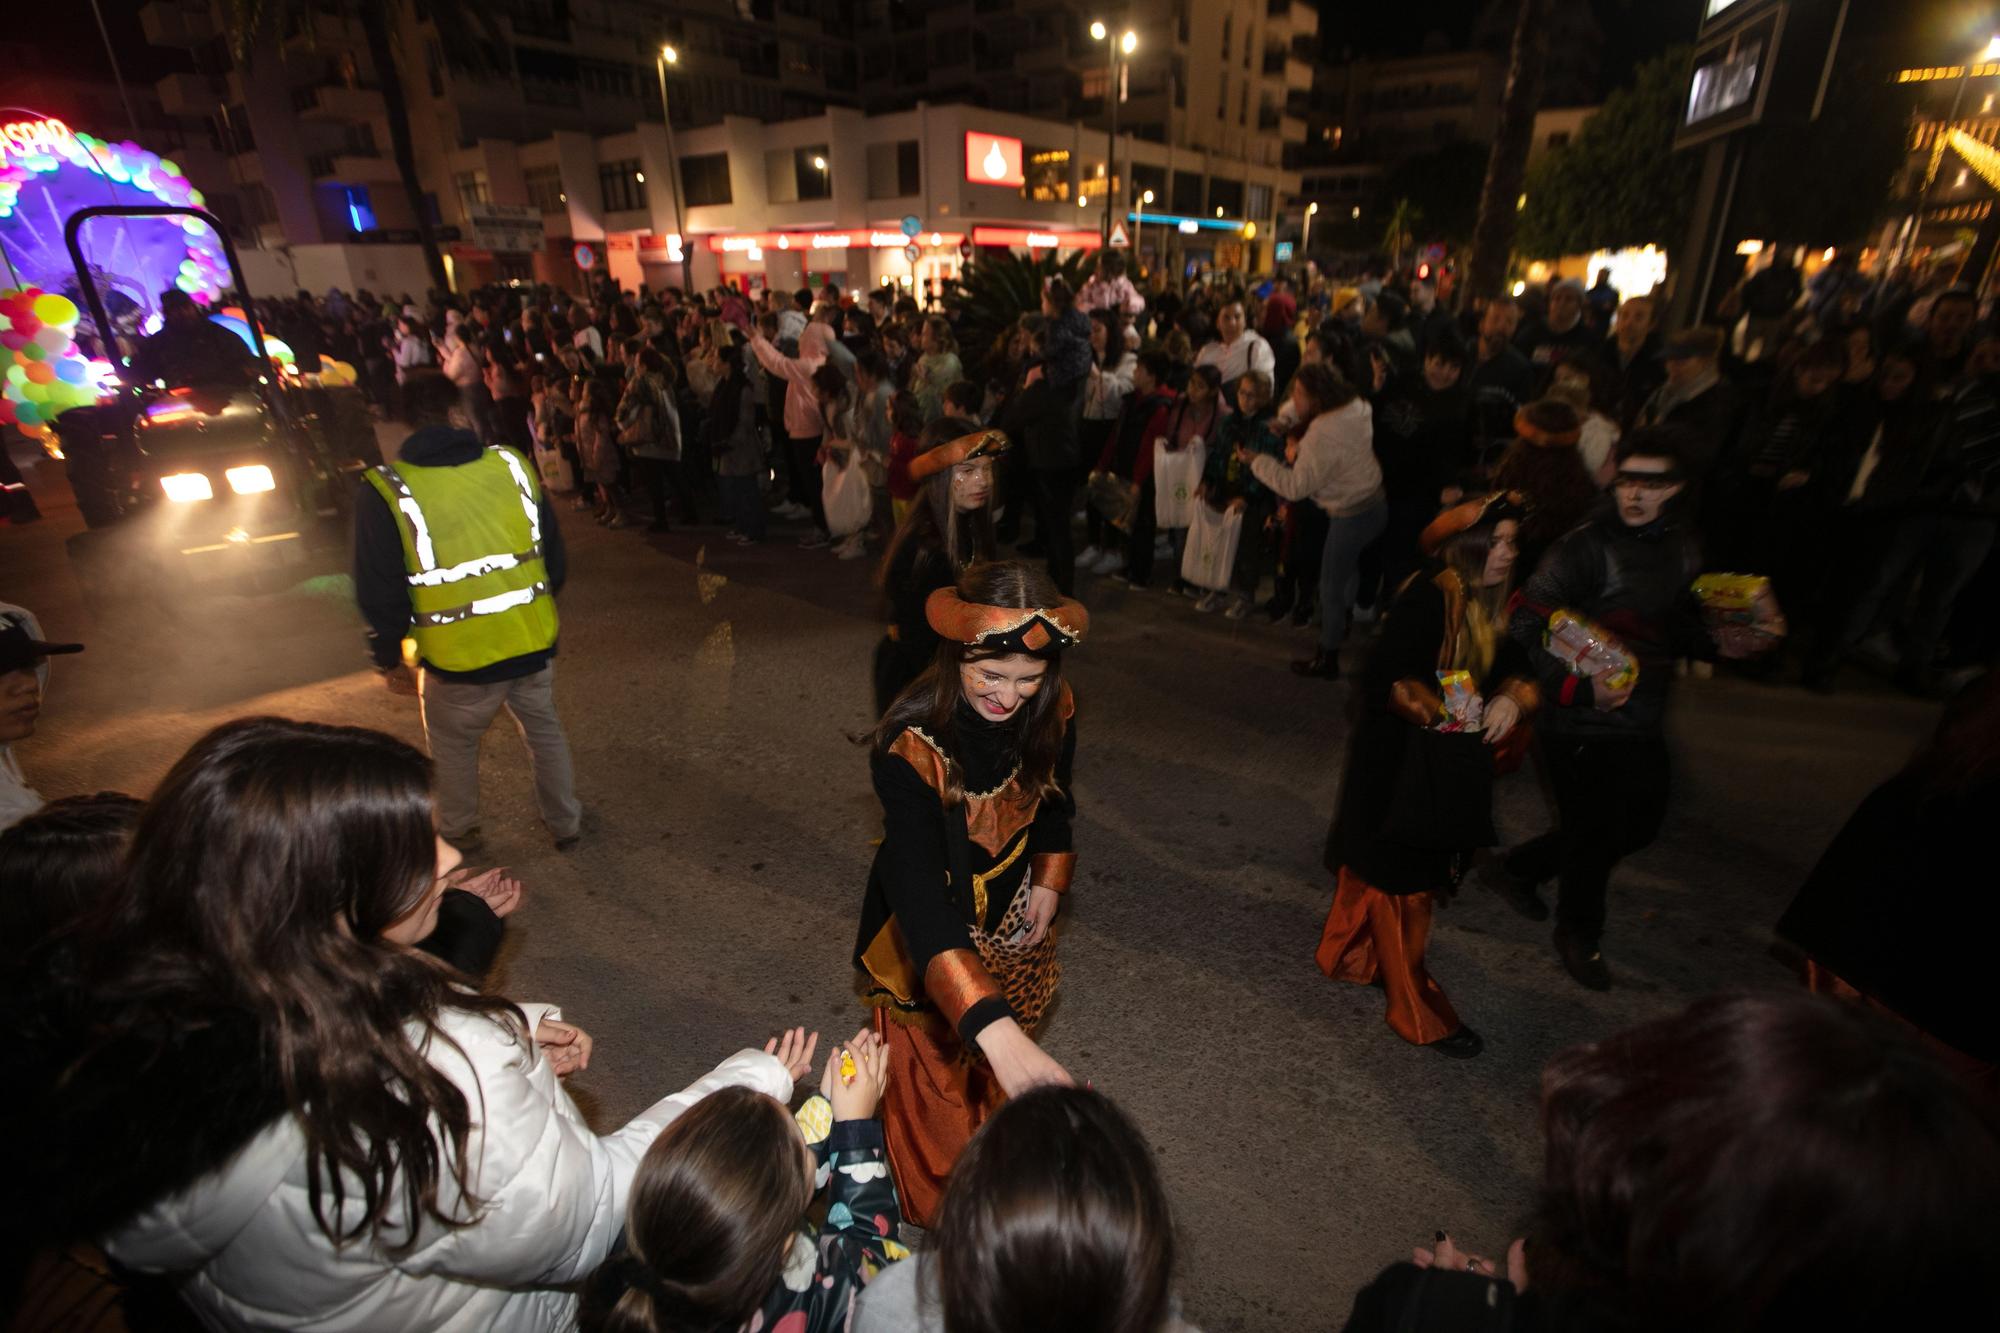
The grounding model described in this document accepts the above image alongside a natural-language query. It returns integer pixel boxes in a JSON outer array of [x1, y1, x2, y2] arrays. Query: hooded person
[[0, 605, 82, 830]]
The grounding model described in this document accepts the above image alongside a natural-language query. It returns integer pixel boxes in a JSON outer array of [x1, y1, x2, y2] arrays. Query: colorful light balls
[[32, 324, 70, 354], [30, 292, 76, 326], [24, 361, 55, 385]]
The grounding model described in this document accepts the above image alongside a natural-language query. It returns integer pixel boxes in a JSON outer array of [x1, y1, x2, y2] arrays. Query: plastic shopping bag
[[533, 442, 574, 494], [1152, 438, 1207, 528], [1179, 501, 1243, 591], [822, 448, 874, 537]]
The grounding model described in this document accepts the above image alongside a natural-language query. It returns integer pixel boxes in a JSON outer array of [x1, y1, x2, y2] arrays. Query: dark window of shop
[[598, 159, 644, 213], [682, 152, 733, 207], [794, 145, 832, 200], [1022, 146, 1070, 203], [866, 141, 919, 199], [1170, 170, 1203, 216], [524, 164, 565, 213], [1208, 177, 1244, 218]]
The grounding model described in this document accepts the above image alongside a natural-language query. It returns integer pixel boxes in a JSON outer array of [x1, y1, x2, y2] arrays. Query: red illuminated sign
[[965, 132, 1025, 187], [969, 226, 1103, 251], [706, 230, 964, 254]]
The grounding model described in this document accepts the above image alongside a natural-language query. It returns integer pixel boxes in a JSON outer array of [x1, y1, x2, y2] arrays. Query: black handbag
[[1380, 727, 1497, 852]]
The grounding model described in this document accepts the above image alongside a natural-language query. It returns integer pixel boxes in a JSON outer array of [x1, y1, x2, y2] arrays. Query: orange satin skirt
[[872, 1007, 1007, 1227], [1316, 866, 1462, 1046]]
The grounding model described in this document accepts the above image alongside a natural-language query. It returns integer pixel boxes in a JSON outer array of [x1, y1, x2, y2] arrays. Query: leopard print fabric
[[971, 881, 1061, 1034]]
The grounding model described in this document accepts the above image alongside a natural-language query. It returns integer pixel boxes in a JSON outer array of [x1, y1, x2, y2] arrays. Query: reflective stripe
[[413, 580, 552, 627], [405, 543, 545, 589], [371, 467, 440, 572], [493, 447, 542, 542]]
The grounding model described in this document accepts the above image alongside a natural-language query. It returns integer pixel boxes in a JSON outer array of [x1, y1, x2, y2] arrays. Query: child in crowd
[[577, 376, 625, 529], [1198, 370, 1282, 617], [886, 390, 925, 526], [814, 363, 872, 561], [579, 1028, 904, 1333]]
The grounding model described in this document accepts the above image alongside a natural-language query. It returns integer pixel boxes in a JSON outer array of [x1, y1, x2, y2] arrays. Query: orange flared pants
[[872, 1007, 1008, 1227], [1316, 866, 1462, 1045]]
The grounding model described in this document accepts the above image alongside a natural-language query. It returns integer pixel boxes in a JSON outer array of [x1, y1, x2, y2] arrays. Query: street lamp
[[1136, 187, 1153, 271], [1091, 21, 1137, 242], [1303, 200, 1318, 257], [656, 44, 686, 276]]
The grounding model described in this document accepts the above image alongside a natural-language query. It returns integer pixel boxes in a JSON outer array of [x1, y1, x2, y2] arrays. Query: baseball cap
[[0, 617, 84, 674]]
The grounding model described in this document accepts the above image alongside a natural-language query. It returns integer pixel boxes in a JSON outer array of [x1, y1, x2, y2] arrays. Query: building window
[[682, 152, 732, 207], [1546, 131, 1571, 149], [1021, 146, 1070, 202], [524, 164, 564, 213], [598, 158, 644, 212], [1217, 73, 1228, 119], [1171, 170, 1203, 216], [764, 144, 831, 203], [1221, 13, 1232, 61], [1240, 81, 1249, 126], [866, 140, 920, 199], [454, 170, 490, 210], [1247, 183, 1271, 219]]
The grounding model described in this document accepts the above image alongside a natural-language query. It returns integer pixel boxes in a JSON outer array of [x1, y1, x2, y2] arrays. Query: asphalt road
[[3, 436, 1940, 1331]]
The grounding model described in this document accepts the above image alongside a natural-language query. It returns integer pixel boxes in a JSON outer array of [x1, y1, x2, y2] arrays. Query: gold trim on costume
[[973, 832, 1029, 921], [924, 948, 1002, 1027]]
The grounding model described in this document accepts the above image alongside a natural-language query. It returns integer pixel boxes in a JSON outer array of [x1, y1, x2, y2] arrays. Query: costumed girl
[[853, 560, 1084, 1225], [1317, 493, 1538, 1059], [871, 428, 1009, 715]]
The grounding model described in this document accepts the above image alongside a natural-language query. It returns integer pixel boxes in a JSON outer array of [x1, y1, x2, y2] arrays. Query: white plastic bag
[[822, 447, 874, 537], [1180, 501, 1242, 591], [1152, 436, 1207, 528], [533, 442, 574, 494]]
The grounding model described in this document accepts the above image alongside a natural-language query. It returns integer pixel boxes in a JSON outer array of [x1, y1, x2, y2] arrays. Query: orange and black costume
[[1318, 565, 1537, 1044], [852, 685, 1077, 1226]]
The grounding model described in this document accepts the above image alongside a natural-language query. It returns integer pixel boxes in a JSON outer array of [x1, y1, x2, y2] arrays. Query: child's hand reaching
[[535, 1017, 592, 1077], [764, 1026, 821, 1082], [820, 1027, 890, 1122]]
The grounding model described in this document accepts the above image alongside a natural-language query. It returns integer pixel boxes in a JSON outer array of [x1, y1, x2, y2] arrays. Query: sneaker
[[773, 500, 809, 520], [604, 514, 628, 530], [1078, 545, 1103, 569], [1290, 652, 1341, 679], [570, 497, 592, 512], [1091, 549, 1125, 575], [1554, 927, 1612, 991], [727, 531, 754, 544], [798, 531, 833, 550], [1263, 593, 1295, 622], [1352, 602, 1378, 625], [1223, 595, 1252, 620], [1119, 576, 1148, 592], [553, 832, 582, 852], [1194, 591, 1225, 613], [834, 533, 869, 560]]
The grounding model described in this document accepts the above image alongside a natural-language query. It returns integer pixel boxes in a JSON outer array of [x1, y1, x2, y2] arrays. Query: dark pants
[[718, 473, 766, 539], [1233, 497, 1278, 596], [634, 457, 693, 525], [1506, 733, 1671, 946], [786, 432, 827, 534], [1033, 467, 1079, 594], [1280, 502, 1328, 614], [1126, 474, 1161, 584], [1839, 511, 1998, 677]]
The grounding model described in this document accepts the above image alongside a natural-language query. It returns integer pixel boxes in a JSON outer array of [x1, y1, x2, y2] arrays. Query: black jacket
[[999, 372, 1087, 472], [353, 427, 567, 682], [1508, 500, 1710, 739]]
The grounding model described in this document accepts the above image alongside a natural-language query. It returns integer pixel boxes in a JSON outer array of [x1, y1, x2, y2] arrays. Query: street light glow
[[1307, 201, 1319, 216], [1984, 34, 2000, 61], [1351, 206, 1361, 219], [661, 44, 678, 64], [1090, 20, 1107, 40], [1121, 30, 1137, 54], [1215, 206, 1224, 218], [1142, 189, 1154, 203], [813, 155, 826, 170]]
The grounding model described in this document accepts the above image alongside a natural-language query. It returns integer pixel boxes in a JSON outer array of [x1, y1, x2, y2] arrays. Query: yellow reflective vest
[[363, 446, 558, 673]]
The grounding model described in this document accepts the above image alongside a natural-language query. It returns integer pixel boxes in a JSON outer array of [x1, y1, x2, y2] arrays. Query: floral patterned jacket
[[587, 1096, 906, 1333]]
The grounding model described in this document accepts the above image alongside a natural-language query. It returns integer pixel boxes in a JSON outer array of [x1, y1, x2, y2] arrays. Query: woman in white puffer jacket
[[29, 717, 806, 1333]]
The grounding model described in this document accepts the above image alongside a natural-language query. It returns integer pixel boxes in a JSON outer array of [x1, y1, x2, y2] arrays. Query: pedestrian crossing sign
[[1108, 222, 1129, 248]]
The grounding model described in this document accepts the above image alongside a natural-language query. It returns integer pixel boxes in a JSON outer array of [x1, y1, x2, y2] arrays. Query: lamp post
[[1303, 200, 1318, 259], [1137, 187, 1153, 273], [1091, 22, 1137, 243], [656, 45, 687, 279]]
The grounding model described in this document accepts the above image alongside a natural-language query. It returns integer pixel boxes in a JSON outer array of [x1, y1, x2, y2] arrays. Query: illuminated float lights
[[1926, 128, 2000, 195], [0, 117, 207, 221]]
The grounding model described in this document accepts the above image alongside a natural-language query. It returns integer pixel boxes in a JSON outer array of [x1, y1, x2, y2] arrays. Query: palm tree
[[218, 1, 503, 292], [1460, 0, 1554, 312], [943, 248, 1094, 380], [1381, 198, 1424, 272]]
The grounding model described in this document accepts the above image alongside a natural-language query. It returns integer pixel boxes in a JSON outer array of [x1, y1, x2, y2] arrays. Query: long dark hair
[[74, 717, 522, 1249], [874, 561, 1072, 806], [577, 1086, 810, 1333], [876, 420, 998, 587], [933, 1086, 1176, 1333], [1530, 991, 2000, 1332]]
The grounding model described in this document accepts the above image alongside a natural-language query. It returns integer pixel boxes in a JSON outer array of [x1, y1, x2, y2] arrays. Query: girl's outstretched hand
[[763, 1026, 821, 1081]]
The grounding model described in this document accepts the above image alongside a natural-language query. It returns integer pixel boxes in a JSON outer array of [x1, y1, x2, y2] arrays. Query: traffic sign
[[1108, 222, 1129, 248], [1274, 241, 1294, 262], [572, 242, 596, 270], [958, 239, 974, 259], [900, 215, 922, 237], [903, 243, 921, 262]]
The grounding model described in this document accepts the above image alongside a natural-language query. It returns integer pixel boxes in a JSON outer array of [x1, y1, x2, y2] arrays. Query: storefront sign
[[706, 230, 964, 254], [969, 226, 1103, 251], [637, 233, 686, 261], [965, 132, 1024, 187], [464, 201, 544, 254]]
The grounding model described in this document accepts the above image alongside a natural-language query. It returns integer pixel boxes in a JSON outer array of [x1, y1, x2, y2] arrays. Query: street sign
[[572, 242, 596, 270], [1108, 222, 1129, 248], [900, 215, 922, 237], [465, 202, 545, 255], [1274, 241, 1294, 262], [958, 239, 974, 259], [903, 243, 921, 262]]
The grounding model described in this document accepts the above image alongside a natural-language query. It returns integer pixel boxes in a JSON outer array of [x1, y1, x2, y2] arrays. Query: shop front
[[702, 228, 966, 297]]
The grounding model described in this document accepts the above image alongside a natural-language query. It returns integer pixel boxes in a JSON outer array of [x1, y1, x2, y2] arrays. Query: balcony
[[140, 1, 216, 48], [1286, 55, 1313, 90], [157, 71, 225, 117], [1280, 113, 1307, 141], [293, 83, 386, 121]]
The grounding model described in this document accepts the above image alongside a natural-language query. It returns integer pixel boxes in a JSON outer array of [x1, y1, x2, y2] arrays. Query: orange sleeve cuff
[[923, 948, 1002, 1028], [1031, 851, 1077, 893]]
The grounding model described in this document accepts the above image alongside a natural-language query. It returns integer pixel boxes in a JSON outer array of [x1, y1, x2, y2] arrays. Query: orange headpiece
[[908, 429, 1011, 482], [925, 586, 1089, 653], [1419, 490, 1528, 557]]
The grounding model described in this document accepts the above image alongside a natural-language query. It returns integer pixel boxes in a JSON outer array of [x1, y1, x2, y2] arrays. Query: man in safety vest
[[355, 370, 581, 852]]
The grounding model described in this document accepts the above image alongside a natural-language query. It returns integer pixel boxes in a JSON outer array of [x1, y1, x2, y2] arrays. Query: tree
[[1380, 199, 1424, 271], [1516, 49, 1697, 259], [1372, 140, 1490, 250], [1460, 0, 1552, 311], [220, 1, 506, 292], [942, 247, 1094, 381]]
